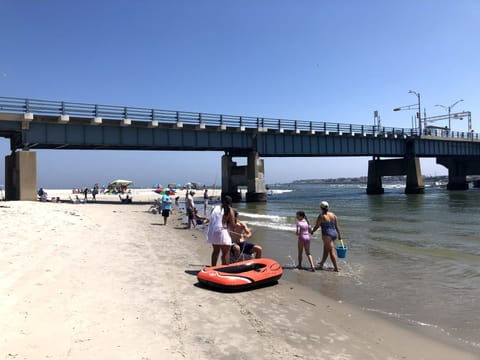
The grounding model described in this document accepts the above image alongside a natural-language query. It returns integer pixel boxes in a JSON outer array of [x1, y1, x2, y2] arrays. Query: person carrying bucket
[[310, 201, 342, 272]]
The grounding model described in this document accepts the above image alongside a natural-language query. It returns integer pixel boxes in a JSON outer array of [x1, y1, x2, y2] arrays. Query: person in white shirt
[[207, 196, 235, 265]]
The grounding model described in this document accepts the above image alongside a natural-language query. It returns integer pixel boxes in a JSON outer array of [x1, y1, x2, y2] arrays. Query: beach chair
[[148, 198, 161, 214], [69, 195, 85, 204], [119, 194, 133, 203]]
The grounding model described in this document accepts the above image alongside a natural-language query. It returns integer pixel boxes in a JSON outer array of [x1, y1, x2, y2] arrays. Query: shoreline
[[0, 199, 478, 359]]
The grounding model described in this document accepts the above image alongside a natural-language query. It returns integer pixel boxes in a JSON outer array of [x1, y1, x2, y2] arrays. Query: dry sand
[[0, 196, 477, 360]]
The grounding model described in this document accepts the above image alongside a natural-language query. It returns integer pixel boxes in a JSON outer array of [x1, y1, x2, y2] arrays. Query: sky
[[1, 0, 479, 188]]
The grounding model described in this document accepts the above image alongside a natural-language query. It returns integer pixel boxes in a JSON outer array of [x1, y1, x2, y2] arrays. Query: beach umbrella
[[153, 188, 175, 195], [108, 179, 133, 187]]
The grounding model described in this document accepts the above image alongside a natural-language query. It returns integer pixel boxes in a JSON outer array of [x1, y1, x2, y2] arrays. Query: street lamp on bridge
[[435, 99, 464, 130], [393, 90, 422, 134]]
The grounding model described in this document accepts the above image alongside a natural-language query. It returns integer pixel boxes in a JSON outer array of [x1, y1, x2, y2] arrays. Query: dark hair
[[234, 210, 239, 218], [221, 196, 234, 225], [223, 195, 232, 206], [296, 210, 310, 225]]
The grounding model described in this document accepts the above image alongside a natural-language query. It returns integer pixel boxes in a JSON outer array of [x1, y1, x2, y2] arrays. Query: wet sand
[[0, 198, 477, 359]]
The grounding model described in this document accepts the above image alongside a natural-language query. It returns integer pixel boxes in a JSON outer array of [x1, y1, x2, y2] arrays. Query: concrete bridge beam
[[5, 151, 37, 201]]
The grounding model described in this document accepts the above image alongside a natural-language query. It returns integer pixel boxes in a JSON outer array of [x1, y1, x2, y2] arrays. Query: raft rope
[[229, 229, 258, 263]]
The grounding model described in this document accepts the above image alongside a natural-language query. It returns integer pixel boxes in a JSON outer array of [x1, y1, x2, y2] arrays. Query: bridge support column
[[245, 151, 267, 202], [436, 157, 470, 190], [221, 154, 241, 202], [366, 159, 384, 194], [221, 152, 267, 202], [405, 157, 425, 194], [366, 157, 424, 195], [5, 151, 37, 201]]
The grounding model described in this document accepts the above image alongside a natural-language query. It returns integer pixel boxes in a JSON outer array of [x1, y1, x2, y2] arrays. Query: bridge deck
[[0, 96, 479, 157]]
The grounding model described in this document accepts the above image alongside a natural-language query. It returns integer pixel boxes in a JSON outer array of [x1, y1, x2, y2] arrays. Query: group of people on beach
[[159, 188, 341, 271], [205, 195, 342, 272]]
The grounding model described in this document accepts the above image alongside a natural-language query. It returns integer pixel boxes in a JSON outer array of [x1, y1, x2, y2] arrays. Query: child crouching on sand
[[296, 211, 315, 272]]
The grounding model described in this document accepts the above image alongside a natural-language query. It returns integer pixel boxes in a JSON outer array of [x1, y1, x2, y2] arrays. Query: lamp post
[[408, 90, 421, 134], [435, 99, 464, 130], [393, 90, 422, 134]]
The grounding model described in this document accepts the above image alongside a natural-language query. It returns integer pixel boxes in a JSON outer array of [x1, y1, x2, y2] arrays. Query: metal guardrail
[[3, 95, 475, 139], [0, 96, 419, 137], [423, 127, 479, 141]]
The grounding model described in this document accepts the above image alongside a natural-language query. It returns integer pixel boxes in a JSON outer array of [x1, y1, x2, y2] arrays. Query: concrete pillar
[[405, 157, 425, 194], [5, 151, 37, 201], [366, 159, 384, 194], [221, 154, 241, 202], [246, 151, 267, 202], [366, 157, 424, 194], [220, 152, 267, 202], [436, 157, 469, 190]]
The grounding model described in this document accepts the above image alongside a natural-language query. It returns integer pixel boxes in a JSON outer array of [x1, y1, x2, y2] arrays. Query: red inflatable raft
[[197, 258, 283, 291]]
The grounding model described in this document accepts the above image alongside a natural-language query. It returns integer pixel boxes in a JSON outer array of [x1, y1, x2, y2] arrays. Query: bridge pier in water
[[436, 156, 480, 190], [4, 150, 37, 201], [221, 152, 267, 202], [366, 157, 425, 194]]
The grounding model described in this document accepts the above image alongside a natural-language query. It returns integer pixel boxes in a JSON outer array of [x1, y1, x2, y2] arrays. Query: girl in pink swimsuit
[[296, 211, 315, 272]]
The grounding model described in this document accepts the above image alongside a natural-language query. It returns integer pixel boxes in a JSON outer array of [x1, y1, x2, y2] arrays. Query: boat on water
[[197, 258, 283, 291], [433, 180, 448, 188]]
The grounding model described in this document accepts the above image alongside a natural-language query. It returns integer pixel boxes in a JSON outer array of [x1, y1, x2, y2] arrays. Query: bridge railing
[[423, 127, 478, 141], [0, 96, 419, 137]]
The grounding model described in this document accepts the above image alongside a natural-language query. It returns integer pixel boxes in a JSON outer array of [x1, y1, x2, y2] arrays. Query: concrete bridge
[[1, 96, 480, 201]]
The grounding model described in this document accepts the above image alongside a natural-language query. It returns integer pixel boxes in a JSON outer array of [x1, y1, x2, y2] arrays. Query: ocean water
[[232, 183, 480, 352]]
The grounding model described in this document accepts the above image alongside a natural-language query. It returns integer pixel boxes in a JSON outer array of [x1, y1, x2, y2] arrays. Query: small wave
[[247, 220, 295, 232], [239, 212, 284, 222], [362, 307, 448, 331], [269, 189, 293, 194], [383, 184, 405, 189]]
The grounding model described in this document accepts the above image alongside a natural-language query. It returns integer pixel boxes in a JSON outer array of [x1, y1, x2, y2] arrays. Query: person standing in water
[[295, 211, 315, 272], [311, 201, 341, 272]]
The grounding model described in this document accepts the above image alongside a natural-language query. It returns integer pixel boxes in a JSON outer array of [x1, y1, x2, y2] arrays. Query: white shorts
[[207, 228, 232, 246]]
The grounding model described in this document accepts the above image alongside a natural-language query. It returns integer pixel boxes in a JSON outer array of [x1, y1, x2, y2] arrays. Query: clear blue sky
[[1, 0, 479, 188]]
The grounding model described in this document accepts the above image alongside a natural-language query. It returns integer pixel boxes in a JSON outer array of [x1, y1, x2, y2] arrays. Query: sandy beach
[[0, 195, 477, 359]]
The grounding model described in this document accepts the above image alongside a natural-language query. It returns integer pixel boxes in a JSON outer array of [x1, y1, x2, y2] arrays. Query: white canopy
[[108, 179, 133, 187]]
